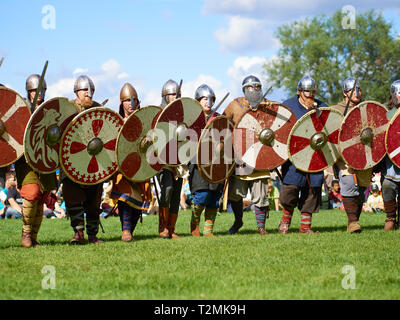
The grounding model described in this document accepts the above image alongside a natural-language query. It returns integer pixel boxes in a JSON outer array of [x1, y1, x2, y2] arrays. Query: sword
[[344, 77, 358, 117], [252, 86, 273, 110], [176, 79, 183, 98], [210, 92, 230, 114], [32, 60, 48, 111], [0, 57, 4, 68], [101, 99, 109, 106]]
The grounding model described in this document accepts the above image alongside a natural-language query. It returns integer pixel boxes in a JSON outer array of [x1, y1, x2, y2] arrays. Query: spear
[[343, 78, 358, 117], [32, 60, 48, 111], [0, 57, 4, 68], [176, 79, 183, 98], [210, 92, 230, 115]]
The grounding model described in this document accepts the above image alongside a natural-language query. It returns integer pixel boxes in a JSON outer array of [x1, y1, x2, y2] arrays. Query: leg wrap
[[300, 212, 312, 230], [343, 197, 360, 222], [203, 208, 217, 235], [191, 204, 204, 228], [22, 200, 37, 233], [281, 208, 293, 224], [254, 206, 268, 228], [31, 203, 44, 241]]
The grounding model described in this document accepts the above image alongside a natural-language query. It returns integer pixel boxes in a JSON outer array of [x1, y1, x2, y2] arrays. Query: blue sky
[[1, 0, 399, 113]]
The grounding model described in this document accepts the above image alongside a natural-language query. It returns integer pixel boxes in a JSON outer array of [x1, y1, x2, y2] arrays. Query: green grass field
[[0, 209, 399, 300]]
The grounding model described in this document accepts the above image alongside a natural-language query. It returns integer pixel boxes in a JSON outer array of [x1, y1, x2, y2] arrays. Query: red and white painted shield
[[0, 87, 31, 167], [288, 108, 343, 173], [154, 97, 206, 166], [24, 97, 78, 174], [197, 116, 235, 183], [60, 107, 124, 185], [339, 101, 388, 170], [116, 106, 164, 182], [233, 102, 296, 170], [385, 107, 400, 168]]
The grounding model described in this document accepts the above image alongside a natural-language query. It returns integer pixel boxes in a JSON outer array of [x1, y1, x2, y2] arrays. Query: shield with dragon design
[[233, 101, 296, 170], [288, 107, 343, 173], [154, 97, 206, 166], [339, 101, 388, 170], [0, 87, 31, 167], [116, 105, 164, 182], [197, 115, 236, 184], [60, 107, 124, 185], [24, 97, 78, 174]]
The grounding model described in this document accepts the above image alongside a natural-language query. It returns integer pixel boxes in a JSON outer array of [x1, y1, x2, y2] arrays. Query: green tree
[[264, 10, 400, 105]]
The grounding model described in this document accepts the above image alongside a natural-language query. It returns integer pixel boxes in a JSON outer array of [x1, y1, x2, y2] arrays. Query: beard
[[244, 88, 263, 108], [81, 97, 93, 108]]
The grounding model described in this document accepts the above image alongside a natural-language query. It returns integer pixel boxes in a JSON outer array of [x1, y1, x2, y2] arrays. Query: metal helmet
[[242, 75, 262, 94], [26, 74, 47, 99], [74, 75, 95, 98], [297, 75, 317, 92], [390, 80, 400, 105], [343, 77, 361, 98], [162, 79, 179, 97], [120, 83, 138, 102], [161, 79, 180, 107], [194, 84, 216, 108]]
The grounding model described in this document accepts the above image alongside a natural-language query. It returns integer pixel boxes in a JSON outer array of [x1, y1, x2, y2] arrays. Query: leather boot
[[159, 207, 170, 238], [167, 213, 180, 239], [21, 231, 32, 248], [257, 226, 267, 235], [122, 230, 133, 242], [278, 221, 290, 234], [88, 234, 104, 244], [384, 217, 397, 231], [70, 229, 86, 245], [347, 221, 362, 233]]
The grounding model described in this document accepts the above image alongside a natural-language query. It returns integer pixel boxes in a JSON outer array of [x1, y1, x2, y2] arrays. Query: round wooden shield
[[0, 87, 31, 167], [233, 102, 296, 170], [339, 101, 388, 170], [288, 107, 343, 173], [60, 107, 124, 185], [24, 97, 78, 174], [385, 107, 400, 168], [197, 116, 235, 183], [116, 106, 164, 182], [154, 97, 206, 166]]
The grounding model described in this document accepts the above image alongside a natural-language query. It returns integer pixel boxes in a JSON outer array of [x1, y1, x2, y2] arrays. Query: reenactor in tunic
[[330, 78, 372, 233], [223, 75, 271, 235], [18, 74, 57, 247], [61, 75, 104, 244], [278, 76, 327, 234], [110, 83, 152, 242], [157, 79, 183, 238]]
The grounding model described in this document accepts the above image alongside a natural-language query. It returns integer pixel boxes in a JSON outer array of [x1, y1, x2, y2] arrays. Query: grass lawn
[[0, 208, 399, 300]]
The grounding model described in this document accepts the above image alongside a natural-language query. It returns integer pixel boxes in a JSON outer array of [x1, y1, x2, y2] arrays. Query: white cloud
[[46, 59, 145, 113], [203, 0, 400, 20], [215, 16, 279, 53], [205, 0, 400, 53], [73, 68, 88, 75]]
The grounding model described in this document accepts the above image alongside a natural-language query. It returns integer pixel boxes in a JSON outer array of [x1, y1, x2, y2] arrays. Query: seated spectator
[[4, 173, 23, 219], [329, 180, 344, 210], [363, 184, 384, 213], [43, 191, 66, 219]]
